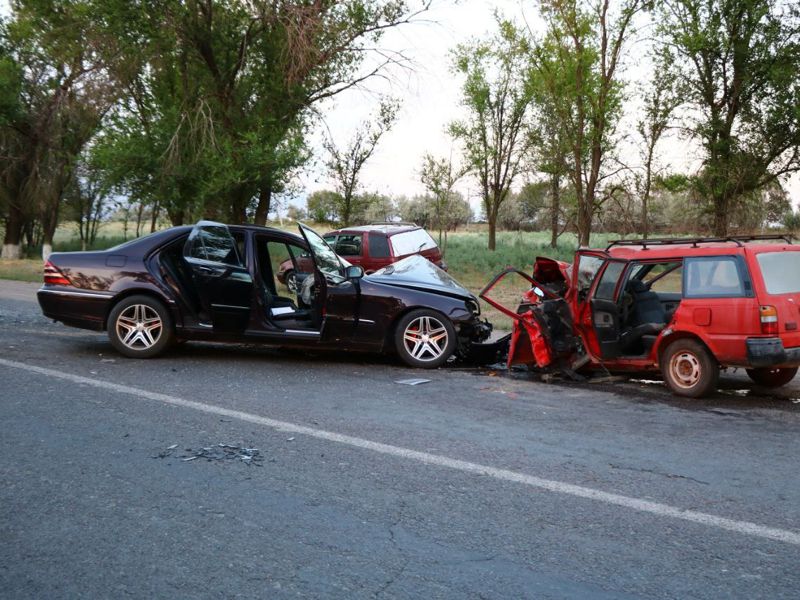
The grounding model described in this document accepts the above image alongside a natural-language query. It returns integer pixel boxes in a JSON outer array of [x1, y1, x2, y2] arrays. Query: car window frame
[[184, 221, 245, 269]]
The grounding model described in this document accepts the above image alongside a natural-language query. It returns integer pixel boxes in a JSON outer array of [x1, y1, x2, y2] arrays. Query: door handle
[[197, 265, 219, 275]]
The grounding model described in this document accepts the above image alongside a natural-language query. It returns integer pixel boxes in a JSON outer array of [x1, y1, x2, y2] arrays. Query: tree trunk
[[550, 172, 560, 249], [576, 196, 592, 247], [150, 200, 160, 233], [488, 213, 497, 251], [254, 186, 271, 226], [2, 205, 24, 260], [712, 193, 730, 237], [41, 196, 60, 262]]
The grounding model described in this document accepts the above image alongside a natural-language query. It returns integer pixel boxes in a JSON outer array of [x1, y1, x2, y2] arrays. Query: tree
[[306, 190, 342, 224], [419, 152, 466, 254], [635, 59, 681, 238], [0, 1, 125, 259], [533, 0, 648, 245], [95, 1, 428, 227], [658, 0, 800, 236], [324, 100, 398, 226], [63, 159, 109, 250], [450, 19, 535, 250]]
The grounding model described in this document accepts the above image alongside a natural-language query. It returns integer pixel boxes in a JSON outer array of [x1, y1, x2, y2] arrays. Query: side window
[[323, 235, 337, 249], [576, 255, 605, 300], [594, 261, 625, 300], [649, 266, 683, 294], [335, 234, 362, 256], [368, 232, 391, 258], [187, 226, 242, 266], [684, 257, 747, 298]]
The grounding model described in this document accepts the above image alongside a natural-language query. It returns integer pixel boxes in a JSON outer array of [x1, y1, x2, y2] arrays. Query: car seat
[[619, 279, 668, 355]]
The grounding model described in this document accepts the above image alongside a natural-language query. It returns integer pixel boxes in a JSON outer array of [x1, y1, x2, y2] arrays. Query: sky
[[2, 0, 798, 216]]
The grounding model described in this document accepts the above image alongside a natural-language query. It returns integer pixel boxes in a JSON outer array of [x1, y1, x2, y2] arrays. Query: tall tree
[[450, 19, 535, 251], [419, 152, 465, 255], [635, 59, 681, 238], [0, 0, 124, 258], [658, 0, 800, 236], [324, 100, 398, 226], [96, 0, 427, 228], [533, 0, 647, 246]]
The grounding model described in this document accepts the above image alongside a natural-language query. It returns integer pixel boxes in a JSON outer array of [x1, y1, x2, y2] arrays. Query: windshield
[[299, 224, 343, 281], [757, 251, 800, 294]]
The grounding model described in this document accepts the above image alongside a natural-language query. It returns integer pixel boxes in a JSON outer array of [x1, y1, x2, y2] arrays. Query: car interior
[[615, 262, 682, 356], [255, 236, 322, 330]]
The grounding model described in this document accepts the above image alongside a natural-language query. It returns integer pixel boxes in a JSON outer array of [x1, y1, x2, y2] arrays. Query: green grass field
[[1, 223, 624, 331]]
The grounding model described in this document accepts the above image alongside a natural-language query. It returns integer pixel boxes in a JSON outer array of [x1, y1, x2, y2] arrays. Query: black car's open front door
[[183, 221, 253, 333]]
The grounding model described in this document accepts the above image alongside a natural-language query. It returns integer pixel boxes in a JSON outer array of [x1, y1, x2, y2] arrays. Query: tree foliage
[[450, 19, 535, 250], [658, 0, 800, 236]]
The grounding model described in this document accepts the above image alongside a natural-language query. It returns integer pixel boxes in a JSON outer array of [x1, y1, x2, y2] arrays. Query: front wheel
[[746, 367, 798, 388], [107, 295, 173, 358], [394, 309, 456, 369], [661, 339, 719, 398], [284, 270, 298, 293]]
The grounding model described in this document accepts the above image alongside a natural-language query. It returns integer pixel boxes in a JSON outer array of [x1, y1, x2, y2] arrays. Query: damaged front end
[[480, 258, 585, 375]]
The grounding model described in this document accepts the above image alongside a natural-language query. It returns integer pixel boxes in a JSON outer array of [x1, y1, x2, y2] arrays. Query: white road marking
[[2, 356, 799, 547]]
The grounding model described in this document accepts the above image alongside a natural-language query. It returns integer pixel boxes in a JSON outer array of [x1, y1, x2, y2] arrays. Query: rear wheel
[[662, 339, 719, 398], [746, 367, 798, 388], [394, 309, 456, 369], [108, 295, 173, 358]]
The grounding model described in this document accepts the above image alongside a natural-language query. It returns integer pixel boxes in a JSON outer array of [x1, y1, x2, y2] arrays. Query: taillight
[[43, 260, 71, 286], [760, 305, 778, 335]]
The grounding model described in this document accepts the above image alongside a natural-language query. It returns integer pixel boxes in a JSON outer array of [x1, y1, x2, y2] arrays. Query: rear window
[[757, 251, 800, 294], [390, 229, 437, 256]]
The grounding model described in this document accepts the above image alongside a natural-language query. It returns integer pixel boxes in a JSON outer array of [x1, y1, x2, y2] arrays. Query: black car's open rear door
[[183, 221, 253, 333]]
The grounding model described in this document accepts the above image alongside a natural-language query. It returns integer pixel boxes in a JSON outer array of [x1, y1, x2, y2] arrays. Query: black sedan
[[37, 222, 492, 368]]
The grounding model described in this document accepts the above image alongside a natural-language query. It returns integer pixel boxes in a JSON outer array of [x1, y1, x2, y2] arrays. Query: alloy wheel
[[115, 304, 163, 350], [403, 315, 449, 362]]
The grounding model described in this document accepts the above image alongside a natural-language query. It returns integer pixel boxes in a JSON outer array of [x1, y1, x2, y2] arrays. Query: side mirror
[[345, 265, 364, 280]]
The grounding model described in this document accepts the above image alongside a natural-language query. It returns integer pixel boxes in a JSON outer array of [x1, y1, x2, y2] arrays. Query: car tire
[[107, 295, 173, 358], [285, 270, 298, 293], [394, 309, 456, 369], [746, 367, 798, 388], [662, 339, 719, 398]]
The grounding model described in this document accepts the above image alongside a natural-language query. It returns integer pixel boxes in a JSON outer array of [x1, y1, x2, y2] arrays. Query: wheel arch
[[104, 287, 177, 331], [655, 330, 717, 369], [382, 305, 453, 353]]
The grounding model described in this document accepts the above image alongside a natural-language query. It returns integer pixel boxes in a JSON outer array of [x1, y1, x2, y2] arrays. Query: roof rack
[[368, 221, 417, 227], [606, 234, 794, 251]]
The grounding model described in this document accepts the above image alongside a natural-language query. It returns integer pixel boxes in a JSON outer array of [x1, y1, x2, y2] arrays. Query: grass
[[1, 222, 625, 330], [0, 259, 42, 283]]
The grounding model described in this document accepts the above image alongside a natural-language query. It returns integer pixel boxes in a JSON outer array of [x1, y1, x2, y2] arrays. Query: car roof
[[603, 241, 799, 261], [327, 224, 421, 236]]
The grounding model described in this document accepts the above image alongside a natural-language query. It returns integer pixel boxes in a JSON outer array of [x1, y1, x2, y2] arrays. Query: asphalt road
[[2, 279, 800, 599]]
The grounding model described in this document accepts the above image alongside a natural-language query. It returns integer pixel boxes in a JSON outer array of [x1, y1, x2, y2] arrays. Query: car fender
[[653, 329, 717, 368]]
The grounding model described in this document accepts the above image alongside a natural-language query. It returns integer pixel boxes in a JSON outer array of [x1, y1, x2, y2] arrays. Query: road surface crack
[[373, 499, 410, 598], [609, 463, 709, 485]]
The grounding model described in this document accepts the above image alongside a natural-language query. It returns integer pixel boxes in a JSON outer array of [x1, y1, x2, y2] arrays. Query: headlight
[[465, 298, 480, 316]]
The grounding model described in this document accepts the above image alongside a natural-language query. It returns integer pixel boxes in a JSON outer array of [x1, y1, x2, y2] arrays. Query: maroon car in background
[[277, 223, 445, 292]]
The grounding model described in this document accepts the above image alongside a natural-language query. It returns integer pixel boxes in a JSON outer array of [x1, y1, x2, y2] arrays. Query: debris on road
[[152, 442, 264, 466], [395, 378, 431, 386]]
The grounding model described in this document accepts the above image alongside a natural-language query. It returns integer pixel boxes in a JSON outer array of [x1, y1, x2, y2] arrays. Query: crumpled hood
[[365, 254, 475, 301]]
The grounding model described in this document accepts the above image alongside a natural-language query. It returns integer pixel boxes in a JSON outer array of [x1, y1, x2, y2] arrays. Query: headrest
[[627, 279, 648, 293]]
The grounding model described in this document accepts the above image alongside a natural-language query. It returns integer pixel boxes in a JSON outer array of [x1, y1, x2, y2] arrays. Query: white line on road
[[2, 356, 799, 547]]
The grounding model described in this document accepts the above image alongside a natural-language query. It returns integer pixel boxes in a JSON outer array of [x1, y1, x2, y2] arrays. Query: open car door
[[480, 260, 577, 369], [183, 221, 253, 333]]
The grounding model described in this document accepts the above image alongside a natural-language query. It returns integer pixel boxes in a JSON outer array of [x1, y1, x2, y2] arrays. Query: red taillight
[[760, 305, 778, 335], [43, 260, 71, 286]]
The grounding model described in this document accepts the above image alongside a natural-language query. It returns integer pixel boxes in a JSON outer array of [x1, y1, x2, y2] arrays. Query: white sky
[[2, 0, 798, 215]]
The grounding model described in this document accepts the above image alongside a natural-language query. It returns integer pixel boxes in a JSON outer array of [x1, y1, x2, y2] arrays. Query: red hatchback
[[482, 235, 800, 398], [277, 223, 445, 292]]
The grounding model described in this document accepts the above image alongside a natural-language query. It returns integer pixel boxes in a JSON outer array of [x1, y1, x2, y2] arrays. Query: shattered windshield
[[299, 224, 343, 282]]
